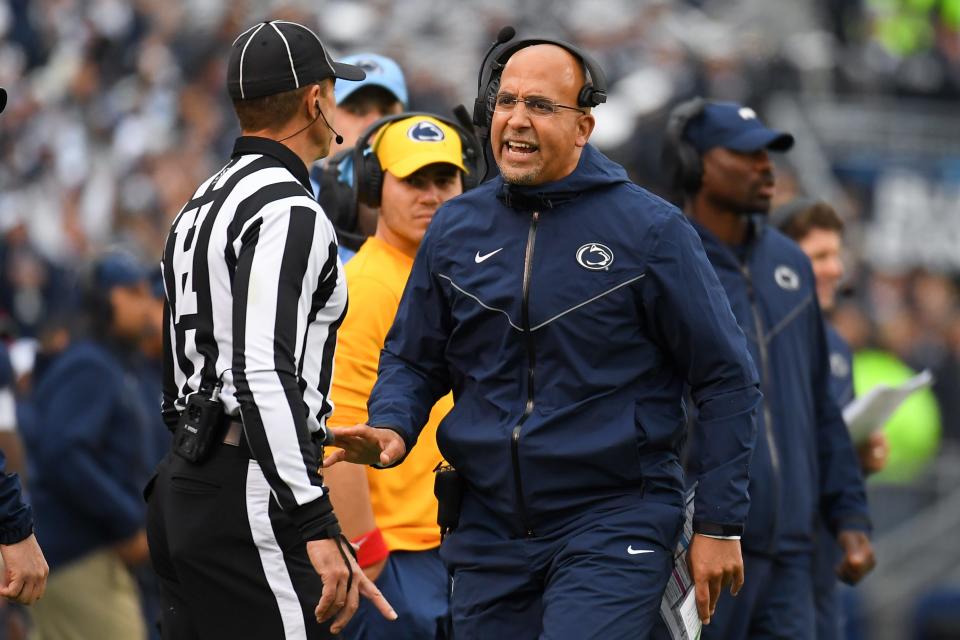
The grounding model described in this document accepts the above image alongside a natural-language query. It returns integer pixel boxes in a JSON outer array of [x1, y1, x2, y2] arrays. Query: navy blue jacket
[[690, 220, 870, 555], [826, 326, 854, 408], [368, 145, 760, 537], [24, 340, 151, 568], [0, 343, 33, 545]]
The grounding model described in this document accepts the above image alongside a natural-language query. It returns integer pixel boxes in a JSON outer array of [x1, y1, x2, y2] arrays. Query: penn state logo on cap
[[576, 243, 614, 270], [407, 120, 445, 142], [774, 265, 800, 291]]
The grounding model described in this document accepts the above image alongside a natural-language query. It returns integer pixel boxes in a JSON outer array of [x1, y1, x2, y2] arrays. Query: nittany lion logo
[[774, 265, 800, 291], [407, 121, 445, 142], [830, 352, 850, 379], [576, 243, 614, 270], [354, 59, 382, 75]]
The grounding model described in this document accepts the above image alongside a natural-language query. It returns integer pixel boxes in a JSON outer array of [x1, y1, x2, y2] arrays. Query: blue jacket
[[826, 325, 854, 408], [689, 220, 870, 555], [24, 339, 151, 568], [368, 145, 760, 537], [0, 343, 33, 545]]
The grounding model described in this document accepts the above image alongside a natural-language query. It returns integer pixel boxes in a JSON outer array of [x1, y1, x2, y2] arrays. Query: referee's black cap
[[227, 20, 366, 101]]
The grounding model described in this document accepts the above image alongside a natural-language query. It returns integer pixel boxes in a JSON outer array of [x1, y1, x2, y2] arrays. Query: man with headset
[[325, 36, 762, 638], [662, 100, 875, 639], [148, 21, 395, 639], [325, 113, 474, 639]]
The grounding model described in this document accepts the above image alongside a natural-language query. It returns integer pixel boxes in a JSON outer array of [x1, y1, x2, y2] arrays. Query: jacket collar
[[232, 136, 312, 192], [689, 215, 766, 270]]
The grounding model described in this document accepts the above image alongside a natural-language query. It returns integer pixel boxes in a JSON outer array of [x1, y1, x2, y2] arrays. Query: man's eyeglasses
[[493, 93, 585, 118]]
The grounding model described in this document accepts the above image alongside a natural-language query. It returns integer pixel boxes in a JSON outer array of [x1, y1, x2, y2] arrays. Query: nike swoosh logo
[[475, 248, 503, 263], [627, 546, 654, 555]]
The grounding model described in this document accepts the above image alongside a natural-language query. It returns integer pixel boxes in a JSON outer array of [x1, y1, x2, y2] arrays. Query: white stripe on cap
[[238, 22, 266, 100], [231, 22, 261, 46], [273, 20, 337, 72], [269, 21, 299, 88]]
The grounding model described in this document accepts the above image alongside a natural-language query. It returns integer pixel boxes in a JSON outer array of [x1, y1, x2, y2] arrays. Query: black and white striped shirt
[[161, 136, 347, 538]]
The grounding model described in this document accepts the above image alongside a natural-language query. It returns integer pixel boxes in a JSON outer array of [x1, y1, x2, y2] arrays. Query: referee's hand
[[323, 424, 406, 468], [308, 538, 397, 634]]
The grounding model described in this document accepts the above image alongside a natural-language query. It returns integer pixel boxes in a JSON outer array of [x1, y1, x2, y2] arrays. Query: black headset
[[662, 97, 709, 194], [352, 111, 483, 208], [471, 28, 608, 135]]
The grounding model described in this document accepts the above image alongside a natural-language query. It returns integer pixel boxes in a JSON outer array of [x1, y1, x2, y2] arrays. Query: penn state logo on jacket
[[576, 243, 614, 270], [774, 264, 800, 291]]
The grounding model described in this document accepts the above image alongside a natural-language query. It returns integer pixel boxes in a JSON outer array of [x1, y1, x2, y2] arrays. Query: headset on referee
[[145, 20, 396, 639]]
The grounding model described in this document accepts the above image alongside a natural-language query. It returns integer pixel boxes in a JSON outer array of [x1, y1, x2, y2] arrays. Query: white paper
[[842, 369, 934, 444], [659, 487, 702, 640]]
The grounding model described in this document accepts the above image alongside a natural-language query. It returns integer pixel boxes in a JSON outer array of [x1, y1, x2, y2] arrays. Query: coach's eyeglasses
[[493, 93, 585, 118]]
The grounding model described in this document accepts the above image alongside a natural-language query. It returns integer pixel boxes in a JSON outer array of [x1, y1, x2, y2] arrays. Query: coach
[[147, 21, 394, 639], [663, 100, 874, 639], [326, 40, 760, 638]]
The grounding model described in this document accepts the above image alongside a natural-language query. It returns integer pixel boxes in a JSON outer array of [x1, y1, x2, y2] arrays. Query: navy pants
[[702, 550, 814, 640], [341, 548, 450, 639], [813, 523, 842, 640], [440, 494, 683, 640]]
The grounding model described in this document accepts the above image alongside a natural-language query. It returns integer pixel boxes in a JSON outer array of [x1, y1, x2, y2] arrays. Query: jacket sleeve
[[367, 212, 453, 458], [0, 449, 33, 545], [33, 356, 144, 540], [641, 213, 761, 537], [231, 200, 340, 541], [812, 310, 872, 535]]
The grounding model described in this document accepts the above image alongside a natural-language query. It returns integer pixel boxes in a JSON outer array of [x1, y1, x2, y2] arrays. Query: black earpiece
[[352, 112, 483, 208], [662, 97, 708, 194]]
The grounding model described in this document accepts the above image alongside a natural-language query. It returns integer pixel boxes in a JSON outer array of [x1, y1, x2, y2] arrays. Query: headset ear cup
[[577, 84, 594, 109], [679, 143, 702, 193], [356, 151, 384, 208]]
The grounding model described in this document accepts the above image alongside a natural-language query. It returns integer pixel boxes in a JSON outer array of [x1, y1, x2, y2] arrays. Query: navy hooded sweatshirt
[[368, 144, 761, 538], [689, 219, 870, 556]]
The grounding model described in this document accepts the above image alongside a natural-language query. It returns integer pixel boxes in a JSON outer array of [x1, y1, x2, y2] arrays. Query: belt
[[223, 420, 244, 447]]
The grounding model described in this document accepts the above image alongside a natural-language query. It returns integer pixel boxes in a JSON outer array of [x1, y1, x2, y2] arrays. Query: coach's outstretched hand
[[308, 537, 397, 634], [323, 425, 407, 469], [687, 534, 744, 626]]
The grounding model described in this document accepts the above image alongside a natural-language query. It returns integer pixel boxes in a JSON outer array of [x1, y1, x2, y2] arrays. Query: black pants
[[146, 441, 336, 640]]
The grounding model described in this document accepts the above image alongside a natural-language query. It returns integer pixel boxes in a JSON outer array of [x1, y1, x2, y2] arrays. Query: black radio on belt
[[434, 462, 464, 540], [173, 384, 224, 463]]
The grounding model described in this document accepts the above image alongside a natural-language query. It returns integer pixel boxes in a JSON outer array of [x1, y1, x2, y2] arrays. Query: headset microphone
[[278, 100, 343, 145], [317, 103, 344, 145]]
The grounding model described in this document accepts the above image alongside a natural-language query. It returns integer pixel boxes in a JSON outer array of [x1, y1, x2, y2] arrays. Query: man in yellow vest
[[325, 114, 468, 639]]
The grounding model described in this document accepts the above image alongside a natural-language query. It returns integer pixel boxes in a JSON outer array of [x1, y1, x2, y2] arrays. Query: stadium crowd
[[1, 0, 959, 638]]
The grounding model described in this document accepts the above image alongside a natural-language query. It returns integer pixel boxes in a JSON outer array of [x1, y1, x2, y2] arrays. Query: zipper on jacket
[[512, 210, 539, 537], [741, 263, 782, 553]]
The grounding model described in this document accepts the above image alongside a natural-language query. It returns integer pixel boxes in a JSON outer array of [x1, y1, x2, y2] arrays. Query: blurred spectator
[[314, 53, 408, 259], [24, 250, 153, 640]]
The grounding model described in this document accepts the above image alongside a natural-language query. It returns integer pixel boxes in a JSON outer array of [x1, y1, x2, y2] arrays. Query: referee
[[146, 21, 396, 639]]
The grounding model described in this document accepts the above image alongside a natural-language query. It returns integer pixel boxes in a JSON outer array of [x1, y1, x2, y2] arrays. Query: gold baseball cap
[[373, 116, 467, 178]]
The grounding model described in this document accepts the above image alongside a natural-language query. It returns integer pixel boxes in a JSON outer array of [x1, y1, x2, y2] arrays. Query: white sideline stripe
[[245, 461, 307, 640], [238, 23, 266, 100], [269, 22, 299, 88]]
